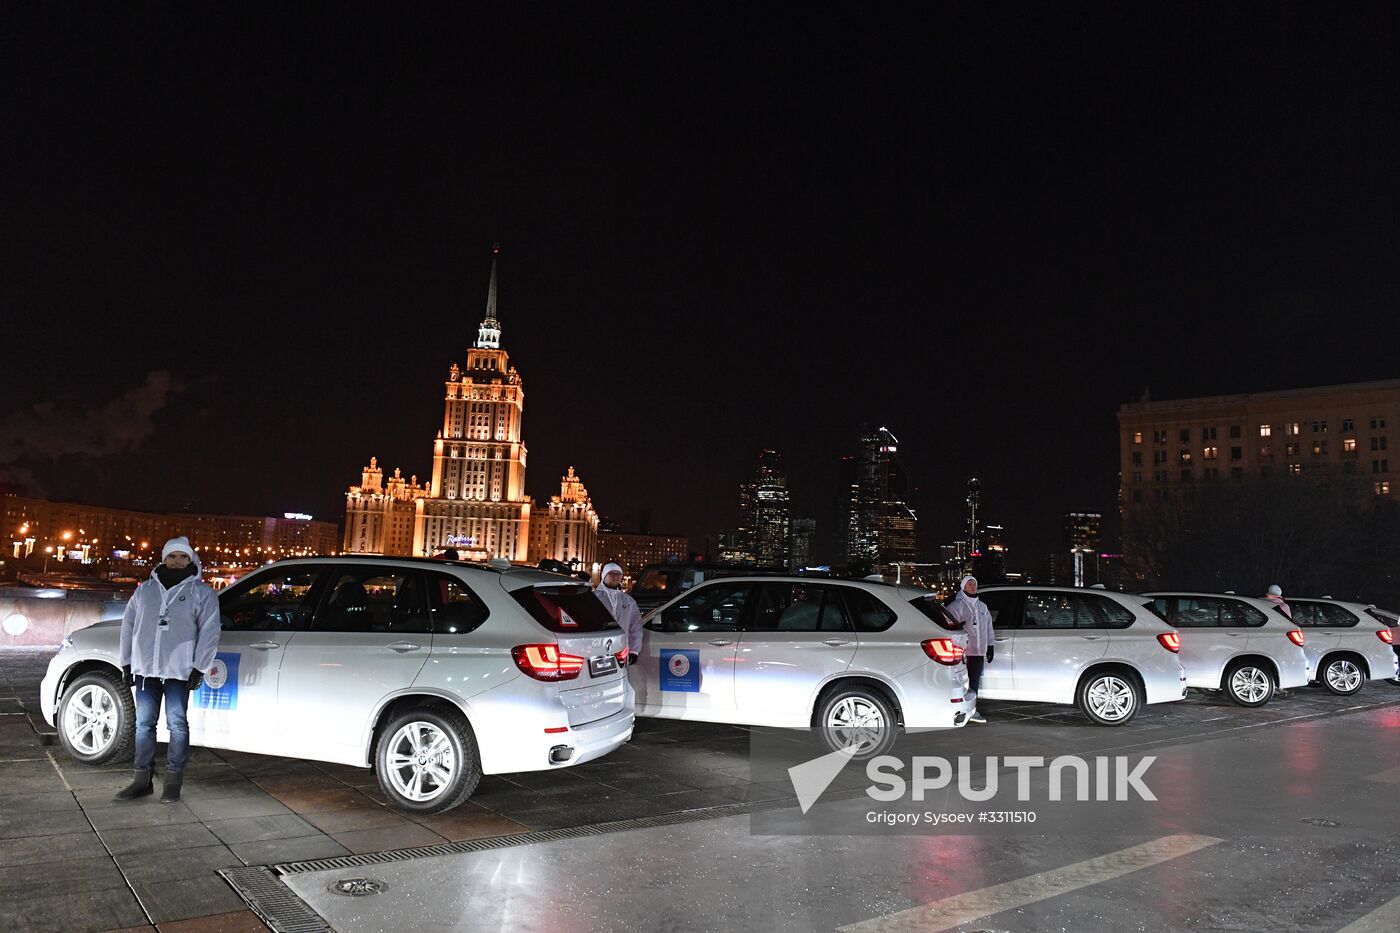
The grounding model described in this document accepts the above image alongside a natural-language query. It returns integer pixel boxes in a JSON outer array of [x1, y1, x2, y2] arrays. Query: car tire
[[817, 684, 897, 758], [57, 669, 135, 766], [374, 706, 482, 815], [1223, 661, 1274, 707], [1320, 656, 1365, 696], [1076, 670, 1140, 726]]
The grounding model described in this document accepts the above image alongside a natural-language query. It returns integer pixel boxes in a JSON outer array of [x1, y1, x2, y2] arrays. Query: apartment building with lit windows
[[1118, 378, 1400, 529]]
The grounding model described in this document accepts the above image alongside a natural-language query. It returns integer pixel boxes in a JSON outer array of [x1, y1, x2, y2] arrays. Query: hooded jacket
[[596, 563, 643, 655], [946, 575, 994, 656], [119, 537, 222, 681]]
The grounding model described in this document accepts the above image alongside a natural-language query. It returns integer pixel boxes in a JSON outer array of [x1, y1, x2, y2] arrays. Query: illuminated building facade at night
[[343, 251, 599, 564]]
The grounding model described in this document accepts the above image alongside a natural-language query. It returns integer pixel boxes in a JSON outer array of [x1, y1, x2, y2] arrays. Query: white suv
[[42, 558, 634, 813], [971, 586, 1187, 725], [1287, 598, 1399, 695], [1142, 592, 1309, 706]]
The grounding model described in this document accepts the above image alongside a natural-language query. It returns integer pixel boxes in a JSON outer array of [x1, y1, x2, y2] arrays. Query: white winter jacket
[[119, 551, 221, 681]]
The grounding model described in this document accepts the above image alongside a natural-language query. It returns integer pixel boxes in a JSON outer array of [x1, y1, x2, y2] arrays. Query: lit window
[[1285, 423, 1300, 436], [1378, 481, 1392, 495], [1259, 444, 1272, 457], [1344, 438, 1358, 452], [1286, 442, 1300, 457], [1312, 441, 1327, 455], [1259, 424, 1272, 437], [1203, 447, 1218, 460], [1133, 432, 1143, 444], [1289, 463, 1303, 475], [1179, 450, 1192, 463]]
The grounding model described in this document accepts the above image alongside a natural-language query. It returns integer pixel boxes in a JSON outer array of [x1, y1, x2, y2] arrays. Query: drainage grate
[[276, 800, 763, 874], [219, 866, 333, 933]]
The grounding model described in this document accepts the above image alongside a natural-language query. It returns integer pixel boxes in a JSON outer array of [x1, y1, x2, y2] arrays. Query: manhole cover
[[1301, 818, 1343, 828], [329, 877, 390, 896]]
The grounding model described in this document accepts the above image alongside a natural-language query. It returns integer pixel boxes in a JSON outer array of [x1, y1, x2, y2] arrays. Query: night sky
[[3, 6, 1397, 565]]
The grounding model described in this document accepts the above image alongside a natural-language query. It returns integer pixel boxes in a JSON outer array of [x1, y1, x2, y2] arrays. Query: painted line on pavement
[[1363, 765, 1400, 784], [838, 833, 1223, 933], [1335, 893, 1400, 932]]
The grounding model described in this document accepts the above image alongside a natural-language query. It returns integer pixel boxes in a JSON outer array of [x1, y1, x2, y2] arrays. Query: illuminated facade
[[597, 529, 690, 583], [838, 427, 917, 575], [343, 251, 599, 564], [3, 493, 339, 564]]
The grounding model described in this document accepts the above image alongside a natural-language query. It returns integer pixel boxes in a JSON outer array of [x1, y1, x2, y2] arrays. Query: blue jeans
[[133, 677, 191, 773]]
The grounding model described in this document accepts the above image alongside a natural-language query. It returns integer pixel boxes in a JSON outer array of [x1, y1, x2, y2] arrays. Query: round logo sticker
[[205, 658, 228, 690], [668, 653, 691, 678]]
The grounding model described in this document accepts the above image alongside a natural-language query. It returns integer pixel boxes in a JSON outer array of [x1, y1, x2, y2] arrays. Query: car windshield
[[909, 596, 963, 631], [632, 568, 685, 595], [512, 584, 622, 634]]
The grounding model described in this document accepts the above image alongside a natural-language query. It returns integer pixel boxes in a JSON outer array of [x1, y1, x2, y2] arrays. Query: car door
[[1172, 596, 1234, 688], [276, 567, 435, 762], [1290, 601, 1340, 672], [972, 590, 1019, 698], [188, 565, 325, 755], [636, 580, 751, 720], [1016, 591, 1108, 702], [732, 582, 858, 727]]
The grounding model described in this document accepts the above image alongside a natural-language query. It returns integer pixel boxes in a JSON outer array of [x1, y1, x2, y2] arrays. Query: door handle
[[822, 639, 851, 647], [387, 642, 422, 652], [1079, 635, 1103, 640], [708, 638, 734, 647], [994, 637, 1010, 643], [250, 641, 281, 650], [1226, 632, 1245, 637]]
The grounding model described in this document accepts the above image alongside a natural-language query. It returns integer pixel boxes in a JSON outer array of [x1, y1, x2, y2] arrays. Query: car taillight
[[1156, 632, 1180, 653], [922, 638, 965, 665], [512, 644, 585, 681], [1378, 629, 1395, 645], [615, 646, 629, 664], [1287, 629, 1306, 647]]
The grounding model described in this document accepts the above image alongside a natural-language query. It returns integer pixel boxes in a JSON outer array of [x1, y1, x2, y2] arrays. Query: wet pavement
[[3, 647, 1399, 932]]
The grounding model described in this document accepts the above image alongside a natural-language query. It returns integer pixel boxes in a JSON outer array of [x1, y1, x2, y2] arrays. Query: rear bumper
[[894, 662, 971, 729], [476, 704, 634, 775]]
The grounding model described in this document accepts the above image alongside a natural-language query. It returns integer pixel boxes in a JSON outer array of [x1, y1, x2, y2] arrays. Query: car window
[[315, 570, 430, 634], [632, 568, 685, 597], [513, 584, 620, 634], [1022, 593, 1076, 629], [219, 568, 322, 632], [1286, 602, 1321, 625], [429, 575, 490, 635], [1175, 597, 1219, 627], [1080, 595, 1135, 629], [749, 583, 851, 633], [659, 582, 752, 633], [841, 587, 898, 632], [1318, 603, 1360, 627], [1144, 597, 1174, 623], [1365, 607, 1399, 628], [975, 591, 1019, 629], [1219, 599, 1268, 627]]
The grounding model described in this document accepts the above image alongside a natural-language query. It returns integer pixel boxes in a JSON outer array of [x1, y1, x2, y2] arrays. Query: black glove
[[985, 645, 994, 664], [121, 665, 134, 687], [628, 654, 639, 666], [188, 670, 204, 690]]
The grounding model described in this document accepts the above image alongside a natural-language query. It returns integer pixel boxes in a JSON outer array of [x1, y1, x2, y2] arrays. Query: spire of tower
[[475, 244, 503, 349]]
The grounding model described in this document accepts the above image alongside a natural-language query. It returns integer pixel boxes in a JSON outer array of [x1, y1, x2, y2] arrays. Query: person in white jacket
[[595, 562, 642, 664], [115, 536, 221, 803], [946, 575, 994, 723]]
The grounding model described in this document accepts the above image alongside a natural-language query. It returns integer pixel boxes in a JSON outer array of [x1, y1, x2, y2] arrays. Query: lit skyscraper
[[839, 427, 917, 575]]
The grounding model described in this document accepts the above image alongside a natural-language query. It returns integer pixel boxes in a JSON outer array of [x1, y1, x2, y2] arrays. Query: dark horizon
[[4, 6, 1397, 566]]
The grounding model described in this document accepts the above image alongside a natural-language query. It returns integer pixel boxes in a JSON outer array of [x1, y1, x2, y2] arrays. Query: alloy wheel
[[1230, 667, 1270, 704], [1087, 676, 1135, 722], [1326, 660, 1362, 693], [384, 721, 456, 803], [62, 684, 119, 756]]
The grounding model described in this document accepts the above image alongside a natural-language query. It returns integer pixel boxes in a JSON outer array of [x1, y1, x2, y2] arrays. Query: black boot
[[114, 769, 153, 801], [160, 772, 183, 803]]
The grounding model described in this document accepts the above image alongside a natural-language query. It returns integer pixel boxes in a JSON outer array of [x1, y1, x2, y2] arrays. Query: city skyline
[[3, 7, 1398, 564]]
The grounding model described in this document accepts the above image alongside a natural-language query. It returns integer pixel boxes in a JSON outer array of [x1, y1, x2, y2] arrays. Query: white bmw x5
[[41, 557, 634, 813]]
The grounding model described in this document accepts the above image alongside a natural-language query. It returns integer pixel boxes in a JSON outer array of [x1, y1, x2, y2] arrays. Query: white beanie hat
[[1267, 584, 1283, 597], [162, 536, 195, 561], [602, 562, 624, 580]]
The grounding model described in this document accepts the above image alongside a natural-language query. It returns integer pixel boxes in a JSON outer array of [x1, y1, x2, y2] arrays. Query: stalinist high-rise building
[[343, 250, 600, 567]]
